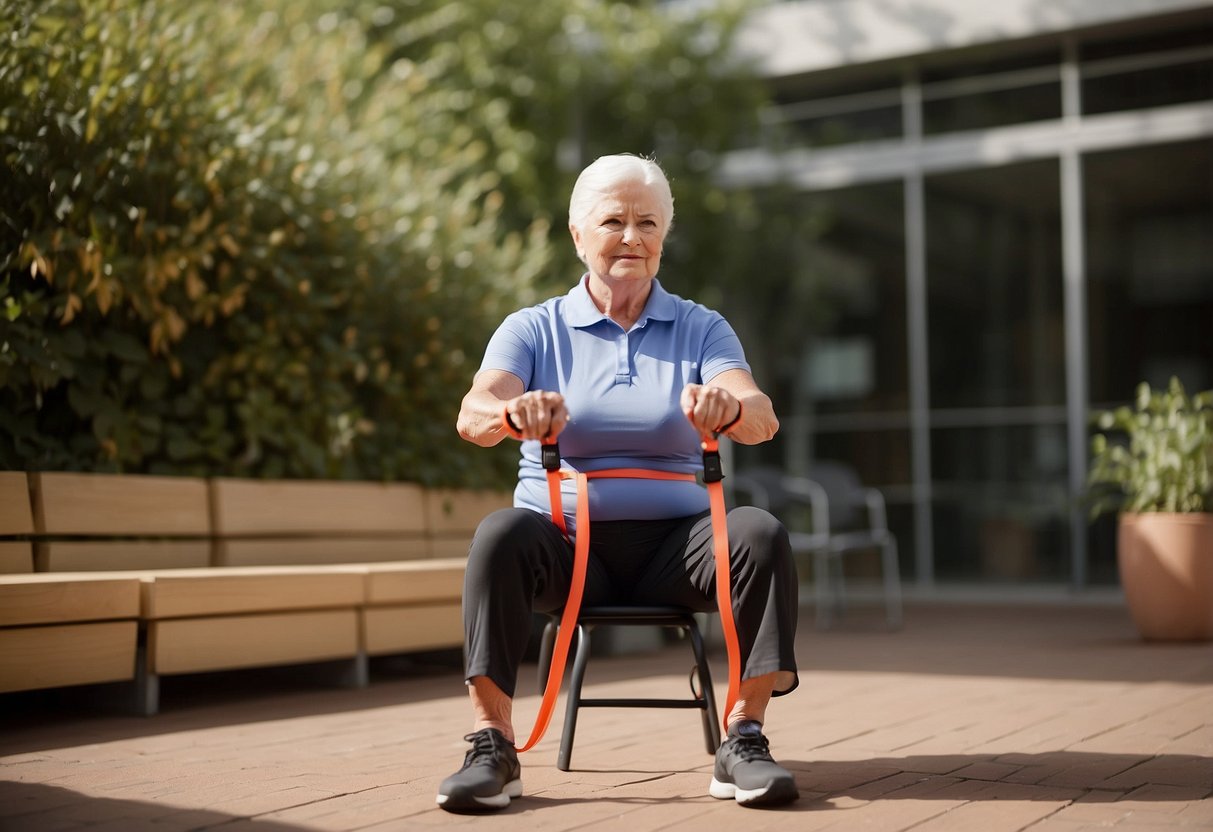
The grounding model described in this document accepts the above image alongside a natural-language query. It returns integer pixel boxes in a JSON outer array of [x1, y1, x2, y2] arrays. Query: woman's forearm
[[456, 370, 525, 447], [699, 369, 779, 446], [456, 389, 512, 447]]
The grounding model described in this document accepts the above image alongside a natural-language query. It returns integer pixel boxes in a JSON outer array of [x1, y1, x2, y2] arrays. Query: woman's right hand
[[504, 390, 570, 442]]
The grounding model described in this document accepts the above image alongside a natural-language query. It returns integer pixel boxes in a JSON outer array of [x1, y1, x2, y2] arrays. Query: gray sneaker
[[708, 720, 798, 807], [436, 728, 522, 813]]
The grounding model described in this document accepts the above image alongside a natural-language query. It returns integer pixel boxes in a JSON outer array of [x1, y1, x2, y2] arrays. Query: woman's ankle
[[472, 720, 515, 743]]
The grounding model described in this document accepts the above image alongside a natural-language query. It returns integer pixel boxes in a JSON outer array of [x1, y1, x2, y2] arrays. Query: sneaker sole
[[436, 778, 523, 812], [709, 776, 798, 807]]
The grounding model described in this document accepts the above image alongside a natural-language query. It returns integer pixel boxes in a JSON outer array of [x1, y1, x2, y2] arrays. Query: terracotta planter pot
[[1118, 512, 1213, 641]]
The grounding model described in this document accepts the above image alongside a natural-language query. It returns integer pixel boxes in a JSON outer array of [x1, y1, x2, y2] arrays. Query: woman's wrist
[[718, 401, 743, 436], [501, 405, 525, 440]]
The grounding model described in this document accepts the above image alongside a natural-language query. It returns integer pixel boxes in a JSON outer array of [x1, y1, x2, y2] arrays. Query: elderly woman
[[438, 154, 799, 813]]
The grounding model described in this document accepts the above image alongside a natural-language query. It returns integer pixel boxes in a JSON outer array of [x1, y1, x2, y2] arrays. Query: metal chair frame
[[734, 465, 903, 630], [537, 605, 721, 771]]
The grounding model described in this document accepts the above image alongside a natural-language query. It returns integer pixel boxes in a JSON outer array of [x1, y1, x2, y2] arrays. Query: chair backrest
[[730, 466, 795, 512], [804, 461, 867, 531], [731, 465, 823, 537], [733, 462, 869, 532]]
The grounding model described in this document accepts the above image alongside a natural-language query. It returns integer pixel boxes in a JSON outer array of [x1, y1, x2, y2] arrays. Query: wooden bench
[[0, 470, 508, 713], [1, 471, 34, 574], [136, 564, 369, 713], [0, 473, 143, 693], [31, 471, 211, 571], [0, 573, 142, 694], [361, 559, 466, 657], [349, 487, 507, 658], [209, 477, 430, 566]]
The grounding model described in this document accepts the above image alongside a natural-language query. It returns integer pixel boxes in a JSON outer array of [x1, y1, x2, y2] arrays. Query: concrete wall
[[738, 0, 1213, 77]]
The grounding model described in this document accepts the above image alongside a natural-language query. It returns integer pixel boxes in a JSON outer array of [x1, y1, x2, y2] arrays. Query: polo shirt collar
[[563, 275, 677, 329]]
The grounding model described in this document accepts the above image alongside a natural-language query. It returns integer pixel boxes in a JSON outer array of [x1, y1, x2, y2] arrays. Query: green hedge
[[0, 0, 765, 484]]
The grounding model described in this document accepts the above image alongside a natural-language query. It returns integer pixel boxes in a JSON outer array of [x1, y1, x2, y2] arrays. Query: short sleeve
[[478, 309, 538, 388], [700, 313, 750, 383]]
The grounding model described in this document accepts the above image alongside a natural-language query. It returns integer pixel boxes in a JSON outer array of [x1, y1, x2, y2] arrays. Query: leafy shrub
[[1088, 377, 1213, 515], [0, 0, 546, 483], [1, 0, 766, 484]]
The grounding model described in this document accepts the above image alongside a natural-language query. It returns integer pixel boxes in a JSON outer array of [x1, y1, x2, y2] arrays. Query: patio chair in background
[[732, 463, 903, 630]]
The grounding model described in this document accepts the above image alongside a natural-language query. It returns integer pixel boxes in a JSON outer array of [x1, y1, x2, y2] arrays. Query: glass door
[[1084, 138, 1213, 584], [924, 159, 1069, 582]]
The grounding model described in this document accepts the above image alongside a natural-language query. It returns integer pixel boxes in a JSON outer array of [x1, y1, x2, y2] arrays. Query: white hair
[[567, 154, 675, 234]]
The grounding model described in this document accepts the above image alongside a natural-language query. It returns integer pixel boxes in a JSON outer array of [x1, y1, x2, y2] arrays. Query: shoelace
[[726, 732, 774, 763], [462, 729, 508, 768]]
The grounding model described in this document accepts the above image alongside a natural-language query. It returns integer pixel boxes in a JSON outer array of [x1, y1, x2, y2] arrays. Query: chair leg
[[832, 550, 848, 618], [557, 623, 592, 772], [813, 549, 833, 629], [882, 537, 903, 629], [537, 617, 557, 694], [686, 619, 721, 753]]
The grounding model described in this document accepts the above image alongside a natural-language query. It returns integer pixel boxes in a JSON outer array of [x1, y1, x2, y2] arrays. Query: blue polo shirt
[[479, 276, 750, 533]]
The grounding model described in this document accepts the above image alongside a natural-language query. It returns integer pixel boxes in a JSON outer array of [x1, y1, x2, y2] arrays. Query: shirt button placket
[[615, 330, 630, 385]]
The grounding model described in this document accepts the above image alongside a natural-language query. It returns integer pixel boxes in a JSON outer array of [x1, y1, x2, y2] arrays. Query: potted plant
[[1088, 377, 1213, 641]]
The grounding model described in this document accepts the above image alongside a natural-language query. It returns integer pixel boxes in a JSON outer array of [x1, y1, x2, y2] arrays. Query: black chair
[[733, 463, 902, 630], [536, 605, 721, 771]]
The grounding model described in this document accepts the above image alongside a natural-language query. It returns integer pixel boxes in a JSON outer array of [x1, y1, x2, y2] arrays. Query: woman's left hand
[[681, 383, 741, 439]]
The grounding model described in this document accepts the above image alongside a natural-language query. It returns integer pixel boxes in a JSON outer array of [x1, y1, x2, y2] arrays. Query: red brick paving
[[2, 601, 1211, 831]]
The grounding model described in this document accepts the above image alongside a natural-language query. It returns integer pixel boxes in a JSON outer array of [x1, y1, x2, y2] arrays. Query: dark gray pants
[[462, 505, 799, 699]]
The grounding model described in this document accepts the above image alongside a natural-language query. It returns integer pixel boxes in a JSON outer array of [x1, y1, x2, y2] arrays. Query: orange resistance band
[[514, 436, 743, 753]]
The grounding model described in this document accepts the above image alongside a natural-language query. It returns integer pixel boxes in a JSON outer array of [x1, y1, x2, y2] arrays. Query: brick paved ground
[[2, 600, 1212, 831]]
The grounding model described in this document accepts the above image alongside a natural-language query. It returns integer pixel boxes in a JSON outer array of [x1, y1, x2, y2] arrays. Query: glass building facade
[[724, 3, 1213, 590]]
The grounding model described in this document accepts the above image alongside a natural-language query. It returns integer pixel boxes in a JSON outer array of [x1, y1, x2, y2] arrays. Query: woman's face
[[570, 180, 667, 285]]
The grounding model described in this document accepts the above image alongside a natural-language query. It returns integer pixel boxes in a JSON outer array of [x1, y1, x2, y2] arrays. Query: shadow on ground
[[0, 651, 468, 754], [491, 751, 1212, 816], [8, 752, 1207, 828], [0, 781, 316, 831], [782, 751, 1213, 798]]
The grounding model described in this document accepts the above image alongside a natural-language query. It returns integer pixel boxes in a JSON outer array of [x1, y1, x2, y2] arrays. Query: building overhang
[[720, 100, 1213, 190], [738, 0, 1213, 78]]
